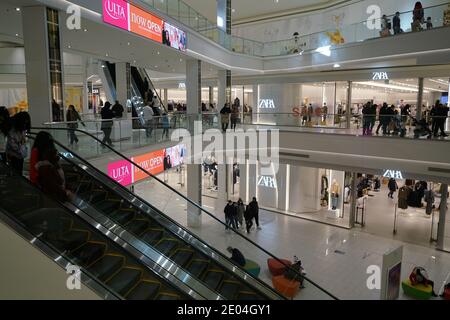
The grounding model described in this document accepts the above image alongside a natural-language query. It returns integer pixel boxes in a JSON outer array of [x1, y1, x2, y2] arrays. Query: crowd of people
[[361, 100, 449, 139], [224, 197, 261, 234], [380, 1, 435, 37]]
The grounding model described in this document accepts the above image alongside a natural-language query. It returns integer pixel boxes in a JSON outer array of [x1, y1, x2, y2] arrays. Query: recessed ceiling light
[[15, 33, 19, 37], [16, 8, 21, 12], [180, 58, 183, 62], [333, 63, 341, 68], [232, 9, 235, 13], [157, 51, 160, 55], [68, 44, 71, 48], [154, 65, 158, 68], [83, 28, 88, 32], [127, 42, 130, 46]]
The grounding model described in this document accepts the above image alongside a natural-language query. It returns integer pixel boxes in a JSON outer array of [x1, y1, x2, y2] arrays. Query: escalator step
[[126, 281, 160, 300], [203, 271, 224, 291], [141, 229, 164, 244], [88, 255, 124, 281], [156, 293, 180, 300], [237, 292, 262, 300], [106, 268, 142, 296], [186, 260, 209, 279], [46, 230, 88, 252], [220, 281, 240, 300], [90, 191, 107, 204], [94, 200, 121, 213], [109, 210, 135, 225], [155, 239, 178, 256], [125, 220, 150, 236], [71, 242, 106, 266], [171, 250, 194, 267]]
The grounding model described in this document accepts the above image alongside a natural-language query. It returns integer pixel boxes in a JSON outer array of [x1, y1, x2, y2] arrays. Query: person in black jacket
[[101, 102, 114, 147], [433, 103, 449, 137], [224, 201, 237, 230], [393, 12, 402, 34], [248, 197, 261, 230], [227, 247, 246, 267], [388, 178, 398, 199], [112, 100, 124, 118]]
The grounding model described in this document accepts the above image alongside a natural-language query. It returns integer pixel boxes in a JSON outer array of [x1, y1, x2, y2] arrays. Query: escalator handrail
[[0, 164, 121, 300], [32, 126, 338, 300], [25, 135, 210, 300]]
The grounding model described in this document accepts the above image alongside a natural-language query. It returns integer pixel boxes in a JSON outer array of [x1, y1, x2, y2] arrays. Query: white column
[[217, 164, 229, 212], [186, 59, 201, 115], [437, 184, 448, 249], [349, 172, 357, 228], [239, 161, 248, 202], [186, 59, 202, 227], [417, 77, 424, 121], [218, 69, 228, 110], [346, 81, 352, 129], [22, 6, 55, 126], [247, 163, 257, 204], [163, 88, 168, 107], [115, 62, 130, 118]]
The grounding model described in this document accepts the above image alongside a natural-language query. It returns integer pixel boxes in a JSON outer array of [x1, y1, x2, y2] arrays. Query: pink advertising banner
[[102, 0, 129, 31], [108, 160, 133, 186]]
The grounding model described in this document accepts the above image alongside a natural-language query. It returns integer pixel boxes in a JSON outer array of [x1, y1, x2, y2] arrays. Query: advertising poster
[[165, 144, 186, 169], [102, 0, 129, 31], [130, 5, 164, 43], [163, 22, 187, 51], [133, 150, 165, 182], [108, 160, 133, 186]]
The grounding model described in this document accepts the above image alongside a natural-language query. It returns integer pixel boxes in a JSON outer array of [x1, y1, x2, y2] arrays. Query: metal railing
[[139, 0, 450, 57]]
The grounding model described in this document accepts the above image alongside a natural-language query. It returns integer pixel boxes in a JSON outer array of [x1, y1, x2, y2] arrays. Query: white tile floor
[[133, 171, 450, 300]]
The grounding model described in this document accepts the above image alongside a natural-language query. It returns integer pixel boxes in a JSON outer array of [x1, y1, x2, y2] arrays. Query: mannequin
[[330, 179, 340, 210]]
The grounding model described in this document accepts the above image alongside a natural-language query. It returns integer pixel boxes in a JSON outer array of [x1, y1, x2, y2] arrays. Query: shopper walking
[[220, 103, 231, 132], [161, 113, 170, 140], [393, 12, 402, 34], [244, 204, 253, 234], [388, 178, 398, 199], [237, 198, 245, 228], [100, 102, 114, 147], [66, 105, 85, 145], [112, 100, 124, 118], [362, 102, 372, 136], [230, 104, 239, 131], [248, 197, 261, 230], [6, 112, 30, 175], [433, 103, 449, 138], [142, 103, 154, 138], [224, 200, 237, 230]]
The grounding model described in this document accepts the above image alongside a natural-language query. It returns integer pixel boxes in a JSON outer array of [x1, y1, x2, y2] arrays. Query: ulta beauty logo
[[112, 165, 130, 183], [104, 0, 127, 21]]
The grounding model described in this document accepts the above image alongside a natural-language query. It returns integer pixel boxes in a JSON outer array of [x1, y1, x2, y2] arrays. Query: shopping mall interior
[[0, 0, 450, 302]]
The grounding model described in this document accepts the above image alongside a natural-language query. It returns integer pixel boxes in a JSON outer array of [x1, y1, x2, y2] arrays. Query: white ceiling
[[182, 0, 342, 23]]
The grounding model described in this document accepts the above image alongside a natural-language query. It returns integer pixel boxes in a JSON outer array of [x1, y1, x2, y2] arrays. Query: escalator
[[30, 128, 283, 300], [57, 151, 279, 300], [0, 163, 194, 300]]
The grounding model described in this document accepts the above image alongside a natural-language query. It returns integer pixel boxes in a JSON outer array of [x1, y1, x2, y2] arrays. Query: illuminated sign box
[[102, 0, 187, 51]]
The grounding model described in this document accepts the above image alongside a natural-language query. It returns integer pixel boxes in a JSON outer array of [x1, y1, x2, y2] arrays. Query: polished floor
[[133, 171, 450, 300]]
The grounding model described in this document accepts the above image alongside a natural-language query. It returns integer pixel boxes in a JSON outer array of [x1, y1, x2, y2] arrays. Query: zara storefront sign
[[383, 170, 403, 179], [258, 176, 277, 189], [258, 99, 276, 109], [372, 72, 389, 81]]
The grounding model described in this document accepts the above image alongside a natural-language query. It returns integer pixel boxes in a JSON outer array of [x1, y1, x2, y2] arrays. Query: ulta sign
[[103, 0, 129, 31], [108, 160, 133, 186]]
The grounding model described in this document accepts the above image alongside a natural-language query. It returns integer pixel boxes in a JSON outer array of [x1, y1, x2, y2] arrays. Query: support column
[[163, 88, 168, 108], [217, 164, 230, 212], [417, 77, 424, 121], [346, 81, 352, 129], [218, 69, 231, 110], [115, 62, 131, 118], [437, 184, 448, 249], [349, 172, 358, 228], [208, 86, 214, 106], [23, 6, 65, 126], [186, 59, 202, 227], [239, 161, 248, 202]]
